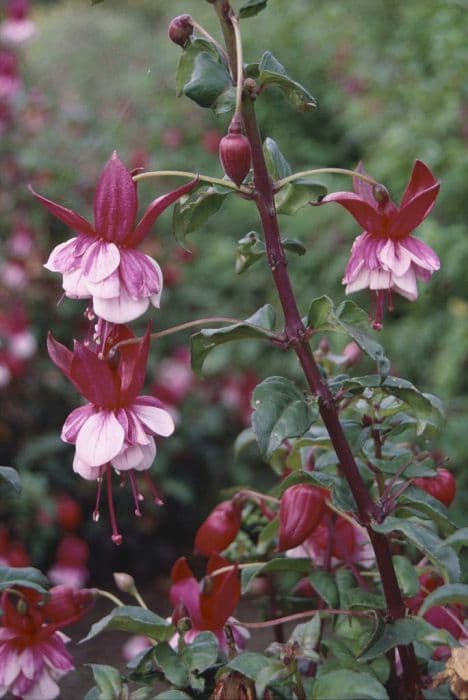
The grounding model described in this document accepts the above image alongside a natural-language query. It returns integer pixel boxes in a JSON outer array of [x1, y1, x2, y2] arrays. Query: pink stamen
[[92, 471, 104, 522], [372, 291, 385, 331], [143, 472, 164, 506], [387, 289, 394, 312], [128, 470, 143, 517], [106, 466, 122, 545]]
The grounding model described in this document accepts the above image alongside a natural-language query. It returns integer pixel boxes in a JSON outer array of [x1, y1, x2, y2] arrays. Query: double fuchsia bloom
[[320, 160, 440, 329], [32, 153, 197, 323], [47, 326, 175, 543]]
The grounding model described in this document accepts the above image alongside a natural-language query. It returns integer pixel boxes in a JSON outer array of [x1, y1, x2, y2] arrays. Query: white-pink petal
[[75, 410, 124, 467], [82, 240, 120, 284], [62, 267, 91, 298], [392, 269, 418, 301], [132, 403, 175, 437], [134, 438, 156, 471], [23, 668, 61, 700], [61, 404, 97, 444], [86, 268, 120, 299], [93, 286, 150, 323], [72, 455, 101, 481], [112, 444, 144, 471], [379, 239, 412, 277], [345, 267, 370, 294], [369, 269, 391, 290], [44, 238, 80, 273]]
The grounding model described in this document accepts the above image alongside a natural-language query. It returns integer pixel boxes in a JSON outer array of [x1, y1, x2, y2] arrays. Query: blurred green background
[[1, 0, 467, 580]]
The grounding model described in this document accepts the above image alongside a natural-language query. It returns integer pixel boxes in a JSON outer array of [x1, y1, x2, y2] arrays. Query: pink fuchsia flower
[[320, 160, 440, 329], [0, 51, 21, 99], [170, 554, 247, 652], [48, 324, 174, 543], [0, 585, 93, 700], [0, 0, 35, 45], [32, 153, 197, 323]]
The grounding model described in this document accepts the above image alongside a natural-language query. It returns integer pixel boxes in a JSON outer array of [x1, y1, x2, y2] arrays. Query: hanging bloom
[[170, 554, 248, 651], [32, 152, 197, 323], [194, 500, 242, 557], [0, 0, 36, 45], [0, 585, 93, 700], [48, 324, 174, 542], [320, 160, 440, 329]]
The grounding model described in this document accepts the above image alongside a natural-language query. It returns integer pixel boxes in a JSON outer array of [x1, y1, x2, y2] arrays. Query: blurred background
[[0, 0, 467, 588]]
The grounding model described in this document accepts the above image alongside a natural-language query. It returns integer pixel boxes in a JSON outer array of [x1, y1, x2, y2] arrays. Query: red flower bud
[[278, 484, 327, 551], [194, 500, 242, 556], [168, 15, 193, 48], [413, 467, 456, 507], [219, 113, 251, 187]]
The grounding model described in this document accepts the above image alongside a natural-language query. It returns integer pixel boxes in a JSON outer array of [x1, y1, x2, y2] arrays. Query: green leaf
[[0, 566, 48, 593], [418, 583, 468, 616], [182, 631, 218, 673], [0, 466, 21, 493], [342, 589, 385, 610], [397, 486, 455, 535], [359, 617, 447, 661], [172, 186, 230, 242], [308, 571, 339, 608], [372, 517, 460, 583], [281, 238, 307, 256], [276, 178, 328, 215], [176, 39, 219, 96], [256, 661, 290, 697], [154, 643, 189, 688], [182, 50, 235, 113], [239, 0, 268, 18], [289, 616, 321, 660], [257, 516, 279, 551], [191, 305, 276, 376], [227, 652, 275, 679], [80, 606, 174, 643], [87, 665, 122, 700], [235, 231, 266, 274], [263, 138, 292, 180], [252, 377, 318, 458], [392, 555, 420, 598], [445, 527, 468, 550], [154, 692, 191, 700], [241, 557, 311, 593], [312, 670, 389, 699], [258, 52, 316, 111]]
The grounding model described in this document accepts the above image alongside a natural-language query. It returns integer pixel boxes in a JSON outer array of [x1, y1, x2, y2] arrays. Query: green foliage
[[81, 606, 175, 644], [0, 566, 49, 593], [0, 467, 21, 493]]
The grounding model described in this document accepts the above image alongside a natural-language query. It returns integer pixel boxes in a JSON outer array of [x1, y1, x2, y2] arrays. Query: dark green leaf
[[154, 643, 189, 688], [372, 517, 460, 583], [0, 566, 48, 593], [239, 0, 268, 18], [252, 377, 318, 458], [0, 466, 21, 493], [235, 231, 265, 274], [172, 186, 230, 242], [256, 661, 290, 697], [80, 606, 174, 643], [182, 631, 218, 672], [182, 50, 235, 113], [445, 527, 468, 550], [392, 555, 420, 598], [191, 305, 276, 376], [176, 39, 219, 96], [258, 52, 316, 111], [257, 516, 279, 550], [154, 692, 191, 700], [241, 557, 311, 593], [359, 617, 447, 661], [342, 589, 385, 610], [87, 665, 122, 700], [418, 583, 468, 616], [276, 178, 328, 215], [263, 138, 292, 180], [308, 570, 339, 608], [281, 238, 307, 255], [227, 652, 275, 679], [397, 486, 455, 535], [312, 670, 389, 699]]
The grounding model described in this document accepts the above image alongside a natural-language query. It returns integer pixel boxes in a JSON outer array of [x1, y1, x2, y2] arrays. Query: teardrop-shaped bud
[[194, 500, 242, 556], [168, 14, 193, 48], [413, 467, 456, 507], [278, 484, 327, 551], [219, 113, 251, 187]]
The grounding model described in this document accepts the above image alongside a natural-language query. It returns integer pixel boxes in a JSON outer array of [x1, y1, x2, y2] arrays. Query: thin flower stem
[[133, 169, 251, 195], [235, 608, 374, 629], [230, 14, 244, 115], [238, 488, 280, 504], [132, 588, 149, 610], [210, 561, 267, 578], [190, 18, 228, 60], [93, 589, 125, 607], [276, 167, 377, 189]]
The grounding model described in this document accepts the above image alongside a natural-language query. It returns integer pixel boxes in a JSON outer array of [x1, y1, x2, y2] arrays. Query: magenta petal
[[400, 236, 440, 271], [47, 332, 73, 379], [389, 182, 440, 239], [93, 153, 137, 244], [76, 410, 124, 466], [81, 240, 120, 284], [125, 409, 150, 446], [44, 238, 81, 273], [119, 249, 161, 298], [319, 191, 384, 233], [70, 342, 120, 408], [128, 177, 199, 247], [29, 186, 95, 237], [400, 160, 439, 209], [61, 404, 97, 443], [119, 326, 150, 404]]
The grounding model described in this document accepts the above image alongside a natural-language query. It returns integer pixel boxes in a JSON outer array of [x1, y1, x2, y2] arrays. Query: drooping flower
[[320, 160, 440, 329], [277, 484, 328, 552], [170, 554, 247, 651], [48, 324, 174, 542], [32, 153, 197, 323], [0, 584, 93, 700], [194, 500, 242, 557]]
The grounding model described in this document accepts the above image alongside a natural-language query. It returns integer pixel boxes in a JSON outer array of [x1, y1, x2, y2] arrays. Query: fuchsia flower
[[32, 153, 197, 323], [0, 585, 93, 699], [194, 500, 242, 557], [0, 0, 35, 45], [320, 160, 440, 329], [170, 554, 247, 651], [48, 324, 174, 542]]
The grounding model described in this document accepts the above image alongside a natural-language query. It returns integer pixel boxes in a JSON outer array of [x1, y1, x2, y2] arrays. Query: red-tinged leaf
[[93, 152, 137, 245]]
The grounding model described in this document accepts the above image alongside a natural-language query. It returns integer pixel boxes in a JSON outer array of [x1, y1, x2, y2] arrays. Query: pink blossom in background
[[320, 160, 440, 329], [0, 51, 21, 99], [0, 0, 36, 45], [33, 152, 197, 323]]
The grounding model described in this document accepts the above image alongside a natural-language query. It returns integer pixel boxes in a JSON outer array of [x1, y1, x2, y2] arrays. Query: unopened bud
[[176, 616, 192, 634], [361, 414, 373, 427], [373, 183, 389, 204], [219, 113, 251, 187], [113, 572, 136, 594], [168, 14, 193, 47]]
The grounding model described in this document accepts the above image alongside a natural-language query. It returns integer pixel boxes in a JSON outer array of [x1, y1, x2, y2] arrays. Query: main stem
[[212, 4, 421, 695]]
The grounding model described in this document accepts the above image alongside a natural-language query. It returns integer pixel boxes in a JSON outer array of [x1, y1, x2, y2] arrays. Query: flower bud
[[413, 467, 456, 507], [373, 183, 389, 204], [194, 500, 242, 556], [113, 572, 136, 594], [168, 15, 193, 48], [278, 484, 327, 551], [219, 113, 251, 187]]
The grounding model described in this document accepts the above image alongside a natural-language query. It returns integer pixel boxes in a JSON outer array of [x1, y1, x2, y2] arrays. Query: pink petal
[[389, 182, 440, 239], [72, 455, 101, 481], [132, 403, 175, 437], [62, 267, 91, 298], [128, 178, 199, 247], [44, 238, 81, 273], [378, 239, 412, 277], [400, 236, 440, 271], [30, 186, 95, 238], [22, 669, 61, 700], [18, 648, 37, 680], [111, 444, 144, 471], [93, 152, 137, 244], [392, 269, 418, 301], [61, 404, 97, 443], [125, 409, 151, 446], [119, 250, 161, 299], [133, 438, 156, 471], [400, 160, 439, 209], [81, 240, 120, 284], [319, 191, 383, 233], [76, 410, 124, 467], [93, 286, 150, 323], [86, 268, 120, 299], [369, 269, 391, 290], [345, 267, 370, 294]]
